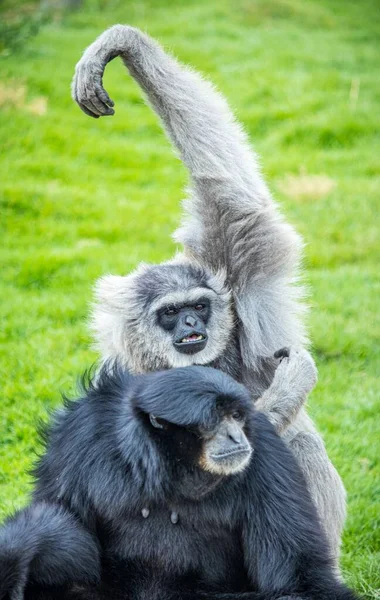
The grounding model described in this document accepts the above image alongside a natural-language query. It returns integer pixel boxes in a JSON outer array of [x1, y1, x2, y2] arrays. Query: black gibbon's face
[[156, 298, 211, 355], [148, 404, 252, 476], [199, 410, 252, 475]]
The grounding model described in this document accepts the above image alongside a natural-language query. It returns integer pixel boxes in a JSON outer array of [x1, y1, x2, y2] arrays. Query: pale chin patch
[[167, 343, 221, 368], [202, 449, 252, 476]]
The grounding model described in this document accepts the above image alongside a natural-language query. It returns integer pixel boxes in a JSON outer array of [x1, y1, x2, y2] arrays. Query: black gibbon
[[0, 365, 356, 600]]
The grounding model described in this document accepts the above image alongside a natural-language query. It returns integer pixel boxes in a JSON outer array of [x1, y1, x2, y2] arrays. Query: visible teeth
[[181, 335, 203, 343]]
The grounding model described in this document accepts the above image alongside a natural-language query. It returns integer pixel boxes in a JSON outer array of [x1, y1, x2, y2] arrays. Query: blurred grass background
[[0, 0, 379, 596]]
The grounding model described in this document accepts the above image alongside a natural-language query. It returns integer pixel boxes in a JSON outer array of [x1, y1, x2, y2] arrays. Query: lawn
[[0, 0, 379, 596]]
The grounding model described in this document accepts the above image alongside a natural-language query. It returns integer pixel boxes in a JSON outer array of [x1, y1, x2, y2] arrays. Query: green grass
[[0, 0, 379, 596]]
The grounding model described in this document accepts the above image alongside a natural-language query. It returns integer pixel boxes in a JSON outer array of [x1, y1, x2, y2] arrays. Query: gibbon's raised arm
[[73, 26, 307, 358], [73, 25, 264, 190]]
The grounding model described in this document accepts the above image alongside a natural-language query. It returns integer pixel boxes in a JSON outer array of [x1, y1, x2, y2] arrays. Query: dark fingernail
[[274, 347, 290, 359]]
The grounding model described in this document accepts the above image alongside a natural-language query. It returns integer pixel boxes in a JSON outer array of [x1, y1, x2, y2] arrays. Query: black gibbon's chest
[[97, 506, 248, 595]]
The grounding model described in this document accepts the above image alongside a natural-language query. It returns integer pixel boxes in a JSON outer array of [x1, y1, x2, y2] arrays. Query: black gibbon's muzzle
[[211, 444, 251, 460], [174, 332, 208, 355]]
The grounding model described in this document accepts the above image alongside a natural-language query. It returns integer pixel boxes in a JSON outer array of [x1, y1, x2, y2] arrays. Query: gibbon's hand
[[274, 346, 318, 398], [72, 54, 115, 118], [255, 347, 318, 434]]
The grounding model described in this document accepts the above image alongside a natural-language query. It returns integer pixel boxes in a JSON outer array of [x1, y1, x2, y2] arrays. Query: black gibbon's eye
[[194, 304, 206, 311], [164, 305, 178, 317], [149, 414, 166, 430], [232, 411, 244, 421]]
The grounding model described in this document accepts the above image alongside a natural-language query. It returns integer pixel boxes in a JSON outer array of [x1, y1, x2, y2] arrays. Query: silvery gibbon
[[72, 25, 346, 559], [0, 365, 357, 600]]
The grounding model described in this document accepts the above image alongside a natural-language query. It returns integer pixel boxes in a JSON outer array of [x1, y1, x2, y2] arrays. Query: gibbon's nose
[[226, 421, 244, 445], [185, 314, 197, 327]]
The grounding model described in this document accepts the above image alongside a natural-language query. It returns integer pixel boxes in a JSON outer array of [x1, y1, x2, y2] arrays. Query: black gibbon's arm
[[72, 26, 307, 360]]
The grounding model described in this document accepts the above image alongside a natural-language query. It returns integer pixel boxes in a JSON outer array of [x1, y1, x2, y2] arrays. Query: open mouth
[[174, 333, 208, 355], [179, 334, 205, 343]]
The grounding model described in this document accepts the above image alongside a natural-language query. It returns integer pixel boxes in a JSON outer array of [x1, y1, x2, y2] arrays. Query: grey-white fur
[[72, 25, 346, 561], [93, 259, 233, 373]]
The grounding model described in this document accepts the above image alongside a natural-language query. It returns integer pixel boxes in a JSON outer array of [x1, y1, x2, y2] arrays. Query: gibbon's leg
[[0, 503, 100, 599], [288, 431, 347, 567], [255, 347, 346, 561], [72, 24, 307, 362]]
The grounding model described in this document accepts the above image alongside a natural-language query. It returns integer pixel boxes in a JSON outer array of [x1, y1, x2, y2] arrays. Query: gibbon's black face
[[136, 367, 254, 477], [156, 297, 211, 355], [147, 403, 251, 476], [197, 408, 252, 475]]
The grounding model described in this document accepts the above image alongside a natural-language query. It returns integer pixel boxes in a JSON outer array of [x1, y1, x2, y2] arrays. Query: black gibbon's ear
[[149, 414, 168, 430]]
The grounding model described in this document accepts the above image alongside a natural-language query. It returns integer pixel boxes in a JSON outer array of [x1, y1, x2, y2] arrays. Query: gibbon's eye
[[149, 414, 166, 430], [198, 415, 219, 436], [194, 303, 206, 311], [232, 411, 244, 422], [164, 305, 178, 317]]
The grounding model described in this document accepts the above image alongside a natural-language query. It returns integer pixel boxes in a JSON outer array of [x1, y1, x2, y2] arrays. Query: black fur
[[0, 503, 100, 600], [0, 365, 357, 600]]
